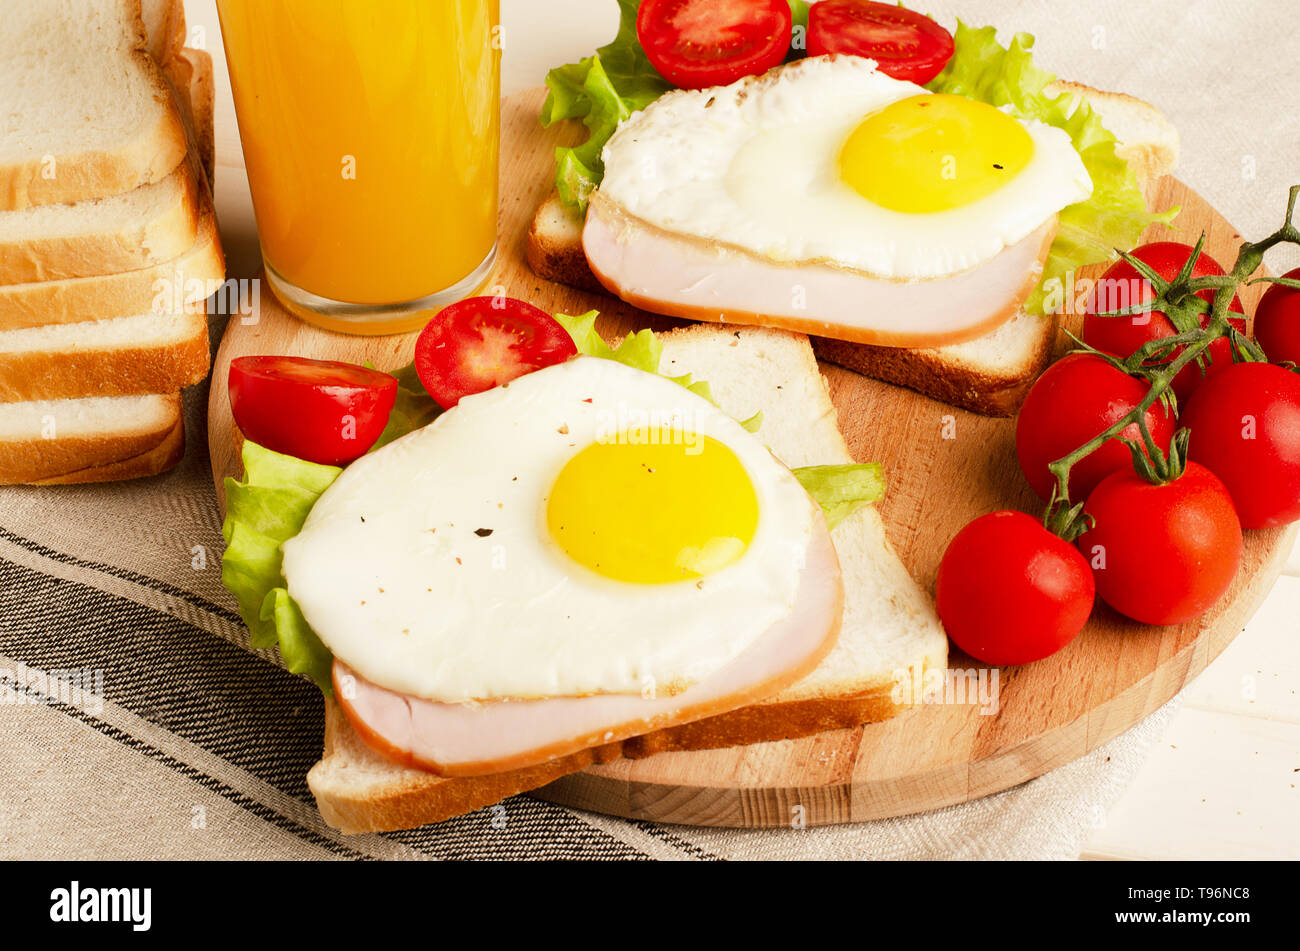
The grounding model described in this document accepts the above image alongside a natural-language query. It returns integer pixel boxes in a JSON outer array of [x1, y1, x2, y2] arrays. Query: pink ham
[[582, 192, 1057, 349], [335, 518, 844, 778]]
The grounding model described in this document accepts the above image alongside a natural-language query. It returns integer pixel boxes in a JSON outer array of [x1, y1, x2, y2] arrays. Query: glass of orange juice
[[217, 0, 500, 335]]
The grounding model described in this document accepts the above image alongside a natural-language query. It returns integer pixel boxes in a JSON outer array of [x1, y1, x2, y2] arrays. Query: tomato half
[[229, 356, 398, 466], [1078, 462, 1242, 625], [413, 296, 577, 409], [636, 0, 793, 89], [1253, 266, 1300, 365], [807, 0, 954, 84], [936, 511, 1094, 666], [1181, 361, 1300, 529], [1083, 242, 1247, 404], [1015, 353, 1177, 503]]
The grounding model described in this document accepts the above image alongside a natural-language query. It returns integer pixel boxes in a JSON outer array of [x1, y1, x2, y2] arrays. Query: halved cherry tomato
[[936, 511, 1094, 666], [1078, 462, 1242, 625], [1016, 353, 1177, 503], [229, 356, 397, 466], [1082, 242, 1247, 405], [1181, 361, 1300, 529], [1253, 266, 1300, 365], [413, 296, 577, 409], [636, 0, 793, 90], [807, 0, 954, 84]]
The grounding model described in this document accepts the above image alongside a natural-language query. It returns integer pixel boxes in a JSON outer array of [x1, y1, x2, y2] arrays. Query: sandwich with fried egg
[[220, 317, 947, 833], [526, 1, 1180, 415]]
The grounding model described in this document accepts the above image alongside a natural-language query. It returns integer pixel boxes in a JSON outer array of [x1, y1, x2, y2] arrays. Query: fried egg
[[281, 357, 824, 704], [596, 54, 1092, 280]]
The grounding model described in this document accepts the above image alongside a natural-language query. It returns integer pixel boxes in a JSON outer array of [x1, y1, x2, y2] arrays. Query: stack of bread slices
[[0, 0, 225, 485]]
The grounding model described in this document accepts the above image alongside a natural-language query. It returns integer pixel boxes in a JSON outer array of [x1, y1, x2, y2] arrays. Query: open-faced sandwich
[[527, 0, 1180, 414], [219, 301, 947, 832]]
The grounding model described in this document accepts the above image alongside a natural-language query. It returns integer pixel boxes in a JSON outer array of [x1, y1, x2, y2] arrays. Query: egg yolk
[[839, 94, 1034, 214], [546, 428, 759, 584]]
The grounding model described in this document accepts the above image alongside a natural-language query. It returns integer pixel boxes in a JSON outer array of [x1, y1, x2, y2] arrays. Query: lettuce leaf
[[371, 362, 442, 450], [554, 310, 762, 432], [926, 21, 1177, 314], [221, 442, 341, 693], [793, 463, 886, 529], [541, 0, 671, 209]]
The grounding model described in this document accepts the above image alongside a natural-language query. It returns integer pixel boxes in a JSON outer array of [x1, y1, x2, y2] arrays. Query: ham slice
[[335, 517, 844, 778], [582, 192, 1057, 349]]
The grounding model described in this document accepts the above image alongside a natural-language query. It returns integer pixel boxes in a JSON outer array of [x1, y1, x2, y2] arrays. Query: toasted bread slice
[[308, 324, 947, 833], [0, 392, 183, 485], [526, 81, 1179, 416], [0, 193, 224, 330], [0, 312, 208, 402], [0, 1, 190, 210], [0, 165, 200, 285]]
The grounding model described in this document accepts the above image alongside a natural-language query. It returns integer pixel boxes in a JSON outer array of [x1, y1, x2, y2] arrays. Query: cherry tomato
[[1078, 462, 1242, 625], [936, 511, 1094, 666], [413, 296, 577, 410], [636, 0, 792, 90], [1083, 242, 1247, 404], [1016, 353, 1176, 503], [229, 356, 398, 467], [807, 0, 955, 84], [1253, 266, 1300, 365], [1180, 361, 1300, 529]]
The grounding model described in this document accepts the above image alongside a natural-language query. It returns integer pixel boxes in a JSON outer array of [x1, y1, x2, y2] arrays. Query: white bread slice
[[0, 165, 200, 285], [0, 193, 224, 331], [0, 1, 189, 210], [308, 324, 946, 833], [0, 392, 183, 484], [527, 81, 1179, 416], [140, 0, 186, 68], [170, 48, 216, 189], [0, 312, 209, 403]]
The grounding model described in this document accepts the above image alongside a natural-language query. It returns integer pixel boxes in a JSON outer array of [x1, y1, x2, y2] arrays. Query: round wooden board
[[209, 88, 1296, 828]]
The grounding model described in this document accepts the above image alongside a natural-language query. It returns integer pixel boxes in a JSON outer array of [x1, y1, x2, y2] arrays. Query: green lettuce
[[794, 463, 886, 529], [370, 361, 442, 449], [221, 442, 341, 693], [540, 0, 671, 209], [926, 21, 1177, 314]]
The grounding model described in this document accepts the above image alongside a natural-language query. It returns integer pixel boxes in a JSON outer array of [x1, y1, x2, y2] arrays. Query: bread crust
[[811, 318, 1058, 417], [0, 393, 184, 485], [0, 315, 209, 402], [0, 199, 225, 330], [0, 2, 190, 211], [0, 168, 201, 285]]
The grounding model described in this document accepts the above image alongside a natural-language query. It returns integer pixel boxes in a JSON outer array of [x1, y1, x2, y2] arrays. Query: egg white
[[281, 358, 819, 704], [597, 55, 1093, 280]]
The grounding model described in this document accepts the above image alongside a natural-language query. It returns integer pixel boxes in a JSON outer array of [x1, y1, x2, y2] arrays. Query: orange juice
[[217, 0, 500, 334]]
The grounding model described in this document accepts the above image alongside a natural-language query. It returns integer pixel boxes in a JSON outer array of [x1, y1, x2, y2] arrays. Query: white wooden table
[[187, 0, 1300, 860]]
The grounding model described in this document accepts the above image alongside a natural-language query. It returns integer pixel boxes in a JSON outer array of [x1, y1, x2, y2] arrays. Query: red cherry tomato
[[1016, 353, 1177, 503], [229, 356, 398, 467], [636, 0, 793, 90], [1078, 462, 1242, 625], [936, 511, 1094, 666], [807, 0, 955, 84], [1180, 361, 1300, 529], [1253, 266, 1300, 365], [1083, 242, 1247, 404], [413, 296, 577, 409]]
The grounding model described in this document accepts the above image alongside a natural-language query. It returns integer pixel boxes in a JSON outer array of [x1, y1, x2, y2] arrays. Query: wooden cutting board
[[208, 88, 1297, 828]]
